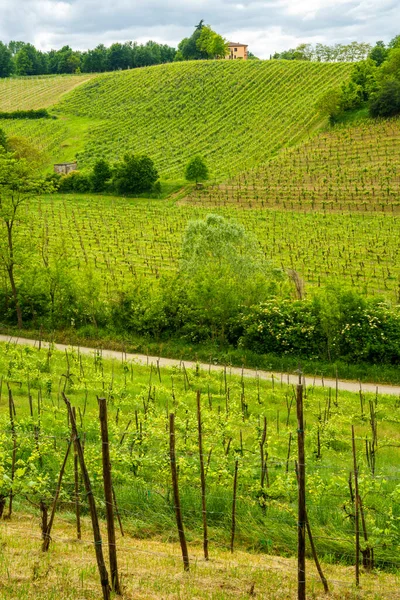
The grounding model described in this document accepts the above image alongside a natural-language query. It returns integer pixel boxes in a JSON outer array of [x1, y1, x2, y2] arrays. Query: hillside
[[188, 118, 400, 211], [56, 60, 352, 179], [0, 61, 351, 177], [0, 73, 95, 110]]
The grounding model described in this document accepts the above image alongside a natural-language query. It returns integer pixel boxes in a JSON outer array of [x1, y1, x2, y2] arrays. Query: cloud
[[1, 0, 399, 58]]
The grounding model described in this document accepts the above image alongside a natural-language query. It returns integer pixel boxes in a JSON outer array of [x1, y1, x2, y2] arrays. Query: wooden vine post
[[63, 394, 111, 600], [42, 437, 72, 551], [72, 407, 82, 540], [98, 397, 121, 595], [230, 458, 239, 553], [352, 425, 360, 587], [296, 373, 306, 600], [196, 390, 209, 560], [8, 386, 17, 519], [169, 412, 189, 571]]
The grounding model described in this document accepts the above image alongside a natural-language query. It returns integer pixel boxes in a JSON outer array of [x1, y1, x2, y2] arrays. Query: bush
[[0, 109, 53, 120], [90, 158, 112, 192], [369, 79, 400, 117], [112, 153, 159, 195], [58, 171, 91, 193]]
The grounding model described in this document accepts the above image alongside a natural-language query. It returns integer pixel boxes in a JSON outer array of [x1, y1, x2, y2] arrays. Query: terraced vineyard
[[23, 195, 400, 301], [0, 74, 95, 111], [189, 118, 400, 211], [55, 60, 352, 179]]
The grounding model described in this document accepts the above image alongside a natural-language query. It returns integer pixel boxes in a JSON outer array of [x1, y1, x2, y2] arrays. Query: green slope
[[53, 60, 352, 179]]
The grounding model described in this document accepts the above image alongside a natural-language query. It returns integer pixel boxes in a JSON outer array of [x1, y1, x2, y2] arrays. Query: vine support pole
[[296, 374, 306, 600], [169, 413, 189, 571]]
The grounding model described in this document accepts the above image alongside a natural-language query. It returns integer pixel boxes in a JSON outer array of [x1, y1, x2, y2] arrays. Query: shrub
[[58, 171, 91, 193], [112, 153, 159, 195], [369, 79, 400, 117]]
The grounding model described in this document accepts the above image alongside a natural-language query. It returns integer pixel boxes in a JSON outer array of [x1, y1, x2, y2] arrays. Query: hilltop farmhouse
[[226, 42, 248, 60]]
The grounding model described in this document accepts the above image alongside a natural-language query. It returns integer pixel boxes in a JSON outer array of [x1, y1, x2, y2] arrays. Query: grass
[[2, 514, 399, 599]]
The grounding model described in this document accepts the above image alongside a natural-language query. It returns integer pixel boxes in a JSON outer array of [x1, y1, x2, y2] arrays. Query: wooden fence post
[[296, 375, 306, 600], [63, 394, 110, 600], [7, 386, 17, 519], [98, 397, 121, 595], [196, 391, 209, 560], [169, 413, 189, 571]]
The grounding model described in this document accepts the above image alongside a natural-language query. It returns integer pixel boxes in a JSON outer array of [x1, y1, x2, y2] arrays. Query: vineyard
[[188, 118, 400, 212], [51, 60, 352, 179], [0, 74, 95, 111], [18, 195, 400, 302], [0, 341, 400, 598]]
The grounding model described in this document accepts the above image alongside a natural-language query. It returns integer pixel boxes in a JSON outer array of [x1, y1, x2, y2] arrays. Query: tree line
[[0, 22, 252, 78], [316, 36, 400, 121], [272, 35, 400, 63]]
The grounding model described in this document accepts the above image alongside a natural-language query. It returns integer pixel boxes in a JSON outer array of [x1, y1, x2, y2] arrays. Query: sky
[[0, 0, 399, 58]]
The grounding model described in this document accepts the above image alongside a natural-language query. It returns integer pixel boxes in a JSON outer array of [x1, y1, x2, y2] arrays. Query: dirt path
[[1, 334, 399, 396]]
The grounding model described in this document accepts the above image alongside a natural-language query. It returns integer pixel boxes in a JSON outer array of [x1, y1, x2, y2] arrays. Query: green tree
[[179, 214, 282, 339], [315, 89, 343, 124], [112, 153, 159, 194], [90, 158, 112, 192], [196, 25, 228, 59], [370, 79, 400, 117], [0, 42, 13, 77], [185, 156, 209, 184], [0, 152, 49, 328], [369, 41, 388, 66], [15, 43, 40, 75]]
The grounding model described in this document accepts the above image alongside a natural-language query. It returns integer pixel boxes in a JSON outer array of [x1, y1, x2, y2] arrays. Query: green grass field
[[1, 341, 399, 595]]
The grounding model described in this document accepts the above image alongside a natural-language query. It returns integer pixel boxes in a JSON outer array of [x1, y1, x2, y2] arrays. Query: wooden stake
[[196, 391, 209, 560], [63, 394, 110, 600], [169, 413, 189, 571], [98, 397, 121, 595], [230, 458, 239, 553], [296, 376, 306, 600], [42, 437, 72, 551], [73, 407, 81, 540], [352, 425, 360, 587]]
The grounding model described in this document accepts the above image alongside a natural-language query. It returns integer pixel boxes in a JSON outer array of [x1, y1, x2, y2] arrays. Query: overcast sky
[[1, 0, 399, 58]]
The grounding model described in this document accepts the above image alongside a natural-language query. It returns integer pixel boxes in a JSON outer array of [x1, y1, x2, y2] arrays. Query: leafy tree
[[196, 25, 228, 59], [112, 153, 159, 194], [389, 34, 400, 49], [15, 43, 40, 75], [369, 79, 400, 117], [315, 89, 343, 124], [179, 214, 282, 339], [185, 156, 209, 184], [81, 44, 109, 72], [0, 152, 50, 328], [369, 41, 388, 66], [6, 137, 45, 167], [0, 42, 13, 77], [90, 158, 112, 192], [177, 23, 208, 61]]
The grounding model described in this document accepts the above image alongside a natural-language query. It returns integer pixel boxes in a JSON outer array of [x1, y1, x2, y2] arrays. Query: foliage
[[90, 158, 112, 192], [369, 80, 400, 118], [196, 26, 228, 59], [185, 156, 209, 183], [58, 171, 91, 193], [0, 128, 6, 150], [273, 41, 371, 62], [112, 153, 159, 195], [0, 41, 13, 77], [0, 109, 52, 119]]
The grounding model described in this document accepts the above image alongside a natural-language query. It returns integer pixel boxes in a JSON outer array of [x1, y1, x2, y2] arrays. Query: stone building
[[54, 162, 77, 175]]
